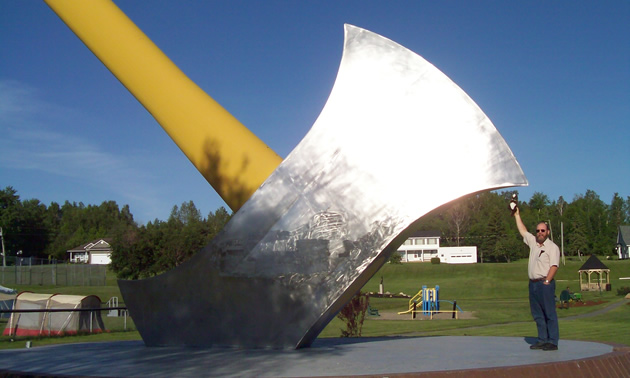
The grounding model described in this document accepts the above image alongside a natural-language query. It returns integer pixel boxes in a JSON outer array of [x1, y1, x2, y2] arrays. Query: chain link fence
[[0, 257, 106, 286]]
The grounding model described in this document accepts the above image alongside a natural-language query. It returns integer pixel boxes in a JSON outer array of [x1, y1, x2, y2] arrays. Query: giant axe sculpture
[[46, 0, 528, 349]]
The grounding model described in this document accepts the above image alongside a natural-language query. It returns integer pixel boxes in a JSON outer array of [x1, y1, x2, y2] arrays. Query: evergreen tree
[[110, 202, 232, 278], [0, 187, 22, 258], [567, 217, 588, 257], [609, 193, 626, 247]]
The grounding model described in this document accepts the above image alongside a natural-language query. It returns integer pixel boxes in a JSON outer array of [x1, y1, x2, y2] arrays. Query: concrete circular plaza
[[1, 336, 628, 377]]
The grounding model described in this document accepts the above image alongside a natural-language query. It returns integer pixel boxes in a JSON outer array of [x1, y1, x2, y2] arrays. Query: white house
[[67, 238, 113, 264], [617, 225, 630, 260], [396, 231, 477, 264], [397, 230, 440, 262]]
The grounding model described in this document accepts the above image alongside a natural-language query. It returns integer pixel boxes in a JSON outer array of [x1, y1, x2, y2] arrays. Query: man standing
[[514, 207, 560, 351]]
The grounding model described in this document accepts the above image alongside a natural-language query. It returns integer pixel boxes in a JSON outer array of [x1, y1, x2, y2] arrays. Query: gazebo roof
[[578, 254, 610, 271]]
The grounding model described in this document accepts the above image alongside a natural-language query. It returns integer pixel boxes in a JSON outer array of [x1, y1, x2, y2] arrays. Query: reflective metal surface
[[119, 24, 528, 349]]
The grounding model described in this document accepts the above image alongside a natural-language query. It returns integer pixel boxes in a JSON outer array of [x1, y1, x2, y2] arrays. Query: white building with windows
[[67, 239, 113, 264], [396, 230, 477, 264], [438, 246, 477, 264], [397, 230, 440, 262]]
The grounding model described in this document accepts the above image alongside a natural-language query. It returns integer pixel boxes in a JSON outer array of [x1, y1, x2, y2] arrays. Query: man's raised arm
[[514, 207, 528, 238]]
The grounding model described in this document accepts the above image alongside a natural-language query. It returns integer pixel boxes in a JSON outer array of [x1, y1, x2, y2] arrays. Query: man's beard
[[536, 235, 547, 244]]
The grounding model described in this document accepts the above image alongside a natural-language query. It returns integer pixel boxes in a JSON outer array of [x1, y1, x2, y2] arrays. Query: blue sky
[[1, 1, 628, 224]]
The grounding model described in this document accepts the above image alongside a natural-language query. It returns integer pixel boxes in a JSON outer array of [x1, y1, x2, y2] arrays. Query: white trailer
[[439, 246, 477, 264]]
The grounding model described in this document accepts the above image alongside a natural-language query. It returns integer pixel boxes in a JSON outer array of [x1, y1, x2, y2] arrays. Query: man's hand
[[544, 266, 558, 284], [509, 194, 518, 216]]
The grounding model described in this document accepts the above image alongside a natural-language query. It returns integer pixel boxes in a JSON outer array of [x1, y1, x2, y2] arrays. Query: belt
[[530, 278, 547, 282]]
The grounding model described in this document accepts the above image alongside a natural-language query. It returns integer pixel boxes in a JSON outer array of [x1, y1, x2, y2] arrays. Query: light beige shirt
[[524, 232, 560, 280]]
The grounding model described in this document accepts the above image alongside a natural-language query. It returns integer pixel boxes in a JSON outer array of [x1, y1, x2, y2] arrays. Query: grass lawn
[[321, 257, 630, 346], [1, 257, 629, 349]]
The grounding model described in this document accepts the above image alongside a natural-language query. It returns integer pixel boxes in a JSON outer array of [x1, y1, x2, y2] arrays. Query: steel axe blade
[[120, 24, 528, 349]]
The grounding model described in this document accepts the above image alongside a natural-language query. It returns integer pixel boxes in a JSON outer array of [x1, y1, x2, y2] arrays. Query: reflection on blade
[[119, 24, 528, 349]]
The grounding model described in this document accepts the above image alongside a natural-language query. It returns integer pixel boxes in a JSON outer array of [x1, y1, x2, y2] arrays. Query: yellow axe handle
[[45, 0, 282, 211]]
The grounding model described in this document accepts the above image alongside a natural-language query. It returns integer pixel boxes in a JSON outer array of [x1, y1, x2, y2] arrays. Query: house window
[[427, 238, 437, 245], [414, 239, 425, 245]]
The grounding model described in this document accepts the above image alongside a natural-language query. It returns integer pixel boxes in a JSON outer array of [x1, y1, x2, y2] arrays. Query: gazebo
[[578, 255, 611, 291]]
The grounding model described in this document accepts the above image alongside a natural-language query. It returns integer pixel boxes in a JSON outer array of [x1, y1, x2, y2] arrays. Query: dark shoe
[[543, 343, 558, 351], [530, 342, 546, 350]]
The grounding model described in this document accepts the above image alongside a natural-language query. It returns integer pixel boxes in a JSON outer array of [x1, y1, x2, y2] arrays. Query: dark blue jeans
[[529, 279, 559, 346]]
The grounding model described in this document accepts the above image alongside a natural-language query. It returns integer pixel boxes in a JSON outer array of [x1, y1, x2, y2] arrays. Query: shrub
[[617, 287, 630, 296], [388, 252, 402, 264], [431, 257, 440, 264], [337, 292, 369, 337]]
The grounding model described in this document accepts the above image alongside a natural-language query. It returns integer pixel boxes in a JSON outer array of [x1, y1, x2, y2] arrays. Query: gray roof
[[618, 225, 630, 246], [67, 238, 113, 253], [409, 230, 441, 238]]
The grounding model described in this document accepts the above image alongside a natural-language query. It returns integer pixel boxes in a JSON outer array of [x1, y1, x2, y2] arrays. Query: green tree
[[111, 202, 231, 279], [494, 234, 524, 263], [388, 252, 402, 264], [464, 192, 505, 262], [111, 221, 159, 279], [155, 201, 207, 271], [479, 205, 516, 262], [569, 190, 609, 255], [609, 193, 626, 248], [0, 187, 23, 258], [0, 188, 51, 258], [17, 199, 49, 258], [528, 192, 551, 222], [44, 200, 136, 260], [207, 207, 231, 235], [567, 217, 588, 257], [609, 193, 624, 227]]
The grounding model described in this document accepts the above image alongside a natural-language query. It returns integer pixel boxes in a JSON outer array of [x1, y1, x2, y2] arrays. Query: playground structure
[[398, 286, 463, 319]]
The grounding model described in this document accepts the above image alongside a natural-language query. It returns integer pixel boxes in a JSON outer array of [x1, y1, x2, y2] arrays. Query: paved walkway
[[0, 336, 623, 377], [1, 299, 627, 377], [563, 298, 629, 320]]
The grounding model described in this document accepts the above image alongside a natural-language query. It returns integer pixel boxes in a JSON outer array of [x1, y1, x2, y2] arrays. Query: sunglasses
[[536, 229, 547, 233]]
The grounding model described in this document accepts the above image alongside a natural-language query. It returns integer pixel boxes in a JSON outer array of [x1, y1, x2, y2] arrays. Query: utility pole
[[561, 222, 565, 266], [556, 197, 566, 266], [547, 218, 564, 265], [1, 227, 6, 267]]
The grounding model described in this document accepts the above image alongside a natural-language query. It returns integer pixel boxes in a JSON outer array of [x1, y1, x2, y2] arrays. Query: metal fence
[[0, 263, 107, 286]]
